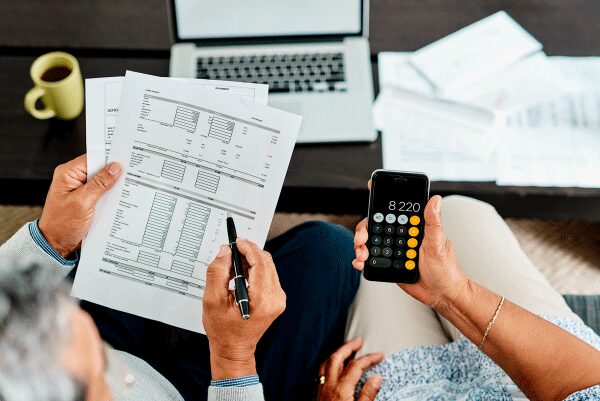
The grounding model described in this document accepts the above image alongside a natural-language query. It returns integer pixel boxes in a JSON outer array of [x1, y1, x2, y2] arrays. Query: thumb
[[357, 374, 382, 401], [205, 245, 232, 294], [80, 162, 122, 205], [423, 195, 446, 253]]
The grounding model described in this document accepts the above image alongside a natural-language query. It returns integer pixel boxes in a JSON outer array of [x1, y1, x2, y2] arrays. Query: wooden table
[[2, 0, 600, 219]]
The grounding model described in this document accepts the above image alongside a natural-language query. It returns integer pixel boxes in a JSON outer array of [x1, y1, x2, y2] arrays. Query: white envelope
[[409, 11, 542, 94]]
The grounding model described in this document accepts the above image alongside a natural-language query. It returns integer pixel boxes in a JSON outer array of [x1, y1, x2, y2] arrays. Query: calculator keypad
[[368, 211, 422, 272]]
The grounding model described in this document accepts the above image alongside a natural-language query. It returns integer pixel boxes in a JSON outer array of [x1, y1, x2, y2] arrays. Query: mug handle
[[24, 86, 56, 119]]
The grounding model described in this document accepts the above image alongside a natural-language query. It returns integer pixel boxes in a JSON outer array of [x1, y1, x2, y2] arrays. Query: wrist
[[38, 218, 73, 258], [209, 345, 257, 380], [435, 277, 475, 317]]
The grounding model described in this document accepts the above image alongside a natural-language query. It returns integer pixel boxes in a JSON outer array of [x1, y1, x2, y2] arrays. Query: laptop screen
[[173, 0, 363, 40]]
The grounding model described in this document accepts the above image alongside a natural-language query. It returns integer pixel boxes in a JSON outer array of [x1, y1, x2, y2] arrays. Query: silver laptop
[[167, 0, 376, 143]]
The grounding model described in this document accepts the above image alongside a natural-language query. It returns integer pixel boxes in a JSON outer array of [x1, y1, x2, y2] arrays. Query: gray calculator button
[[396, 237, 406, 247], [398, 214, 408, 224], [393, 259, 403, 269], [385, 213, 396, 224], [373, 213, 384, 223], [383, 236, 394, 247], [394, 248, 403, 258], [372, 224, 383, 234], [369, 258, 392, 268], [370, 246, 381, 256], [382, 247, 393, 257], [371, 235, 382, 245], [384, 225, 395, 235], [396, 226, 407, 236]]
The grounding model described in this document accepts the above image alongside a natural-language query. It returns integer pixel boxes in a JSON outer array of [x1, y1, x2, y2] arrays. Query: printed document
[[85, 77, 268, 178], [497, 91, 600, 187], [373, 88, 500, 159], [409, 11, 542, 94], [378, 51, 561, 113], [551, 56, 600, 91], [497, 127, 600, 188], [381, 128, 497, 182], [377, 52, 435, 97], [74, 71, 301, 333]]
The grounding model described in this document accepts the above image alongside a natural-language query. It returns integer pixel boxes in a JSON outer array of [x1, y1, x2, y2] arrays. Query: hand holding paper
[[75, 71, 301, 333]]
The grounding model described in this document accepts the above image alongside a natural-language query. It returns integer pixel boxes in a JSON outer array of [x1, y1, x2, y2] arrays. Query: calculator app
[[366, 172, 429, 283]]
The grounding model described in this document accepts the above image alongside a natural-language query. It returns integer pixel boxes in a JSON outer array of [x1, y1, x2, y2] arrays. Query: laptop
[[167, 0, 376, 143]]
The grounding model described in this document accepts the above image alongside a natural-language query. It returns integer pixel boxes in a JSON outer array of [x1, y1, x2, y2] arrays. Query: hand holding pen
[[227, 217, 250, 319], [202, 227, 287, 379]]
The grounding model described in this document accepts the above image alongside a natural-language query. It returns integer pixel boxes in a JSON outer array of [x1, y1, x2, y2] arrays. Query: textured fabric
[[357, 315, 600, 400], [0, 222, 73, 276], [113, 350, 184, 400], [564, 385, 600, 401], [563, 295, 600, 336], [29, 219, 79, 267], [211, 375, 260, 387], [207, 384, 264, 401], [346, 277, 449, 357]]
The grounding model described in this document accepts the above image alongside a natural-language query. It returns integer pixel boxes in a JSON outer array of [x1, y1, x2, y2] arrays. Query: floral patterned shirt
[[358, 316, 600, 400]]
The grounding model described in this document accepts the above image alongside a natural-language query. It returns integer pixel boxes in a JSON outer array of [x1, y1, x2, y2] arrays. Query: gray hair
[[0, 262, 82, 401]]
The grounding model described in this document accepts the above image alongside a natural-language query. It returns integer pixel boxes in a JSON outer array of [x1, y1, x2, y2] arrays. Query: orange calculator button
[[405, 260, 416, 270], [407, 238, 418, 248], [409, 215, 420, 225], [408, 227, 419, 237], [406, 249, 417, 259]]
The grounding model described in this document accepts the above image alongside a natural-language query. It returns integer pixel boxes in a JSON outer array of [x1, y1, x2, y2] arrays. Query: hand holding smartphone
[[363, 170, 430, 283]]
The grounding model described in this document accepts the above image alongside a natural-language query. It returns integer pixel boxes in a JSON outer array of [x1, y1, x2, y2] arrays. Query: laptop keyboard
[[196, 52, 346, 93]]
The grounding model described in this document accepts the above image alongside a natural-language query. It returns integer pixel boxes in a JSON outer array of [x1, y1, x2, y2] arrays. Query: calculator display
[[364, 170, 429, 283]]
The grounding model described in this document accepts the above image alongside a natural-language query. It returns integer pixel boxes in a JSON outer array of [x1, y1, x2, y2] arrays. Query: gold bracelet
[[479, 295, 505, 350]]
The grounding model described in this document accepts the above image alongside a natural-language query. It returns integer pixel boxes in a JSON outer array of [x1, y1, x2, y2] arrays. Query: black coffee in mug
[[40, 65, 72, 82]]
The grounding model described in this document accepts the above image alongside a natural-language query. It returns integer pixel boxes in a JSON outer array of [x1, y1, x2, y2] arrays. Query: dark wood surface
[[1, 1, 600, 218], [4, 0, 600, 55]]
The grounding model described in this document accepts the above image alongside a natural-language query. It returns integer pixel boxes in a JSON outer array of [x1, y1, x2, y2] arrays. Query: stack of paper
[[75, 71, 302, 333], [376, 11, 600, 187]]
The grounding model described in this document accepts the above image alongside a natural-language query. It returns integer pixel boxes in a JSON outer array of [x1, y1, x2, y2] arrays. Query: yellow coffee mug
[[24, 52, 84, 120]]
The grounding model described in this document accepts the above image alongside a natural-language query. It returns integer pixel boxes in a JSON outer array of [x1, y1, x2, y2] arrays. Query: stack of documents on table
[[375, 11, 600, 187], [74, 71, 302, 333]]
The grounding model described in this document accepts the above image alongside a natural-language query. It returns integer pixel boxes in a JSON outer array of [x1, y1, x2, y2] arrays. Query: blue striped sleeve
[[210, 375, 260, 388], [28, 219, 78, 267]]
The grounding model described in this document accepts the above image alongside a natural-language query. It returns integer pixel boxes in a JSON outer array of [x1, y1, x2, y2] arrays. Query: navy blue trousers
[[80, 221, 361, 401]]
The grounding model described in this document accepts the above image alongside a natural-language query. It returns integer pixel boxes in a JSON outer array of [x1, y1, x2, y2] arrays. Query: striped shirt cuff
[[211, 375, 260, 388], [28, 219, 78, 267]]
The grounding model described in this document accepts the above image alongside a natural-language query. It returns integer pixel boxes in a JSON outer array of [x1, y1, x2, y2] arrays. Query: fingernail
[[217, 245, 229, 257], [108, 163, 121, 176], [372, 375, 383, 388]]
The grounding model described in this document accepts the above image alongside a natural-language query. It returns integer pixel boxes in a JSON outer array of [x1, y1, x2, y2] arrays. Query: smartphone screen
[[364, 170, 430, 283]]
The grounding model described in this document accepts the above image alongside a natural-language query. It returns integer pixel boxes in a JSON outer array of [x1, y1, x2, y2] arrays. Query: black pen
[[226, 217, 250, 320]]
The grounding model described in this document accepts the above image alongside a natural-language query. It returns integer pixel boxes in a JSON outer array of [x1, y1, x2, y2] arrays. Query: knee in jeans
[[292, 221, 355, 265], [280, 221, 361, 297]]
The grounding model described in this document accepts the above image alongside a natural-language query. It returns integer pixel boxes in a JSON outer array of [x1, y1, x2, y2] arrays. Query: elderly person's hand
[[352, 190, 468, 309], [203, 239, 286, 379], [38, 154, 122, 258]]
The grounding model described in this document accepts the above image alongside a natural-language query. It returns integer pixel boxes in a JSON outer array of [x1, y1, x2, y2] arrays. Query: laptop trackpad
[[272, 101, 303, 116]]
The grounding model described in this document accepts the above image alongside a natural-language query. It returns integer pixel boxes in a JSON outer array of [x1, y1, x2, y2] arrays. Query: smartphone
[[363, 170, 430, 283]]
